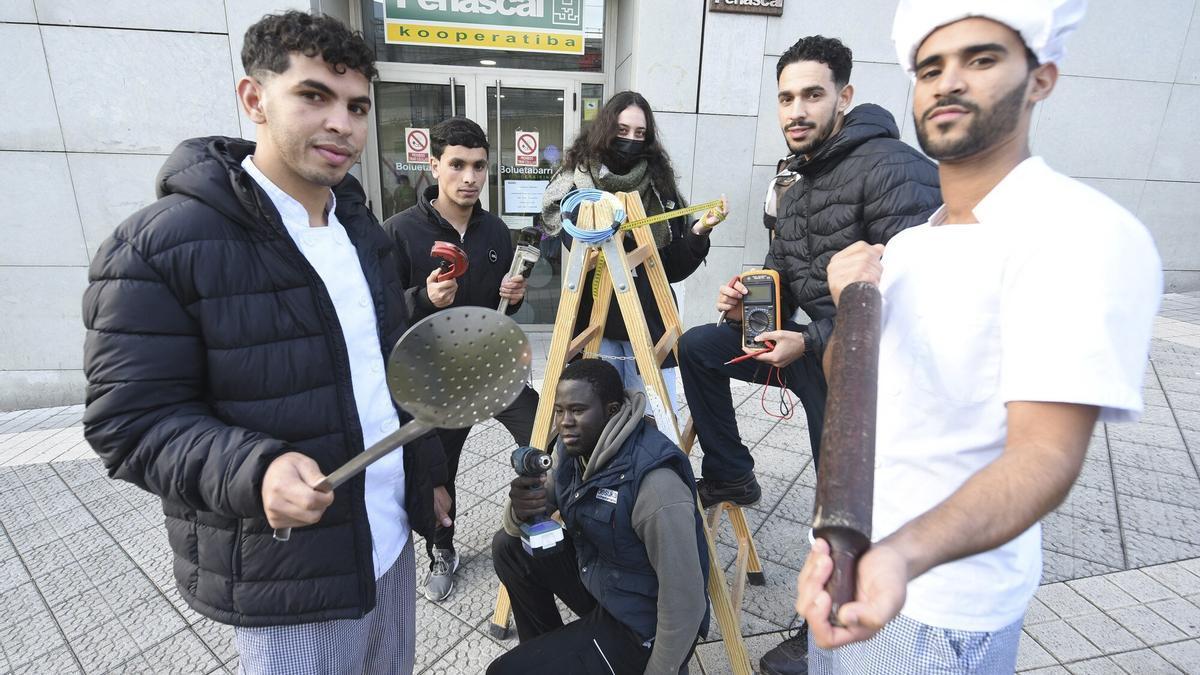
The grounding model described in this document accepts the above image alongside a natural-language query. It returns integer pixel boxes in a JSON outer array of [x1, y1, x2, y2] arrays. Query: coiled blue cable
[[560, 189, 625, 244]]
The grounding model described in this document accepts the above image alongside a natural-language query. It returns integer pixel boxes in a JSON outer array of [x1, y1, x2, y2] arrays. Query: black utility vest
[[555, 424, 711, 642]]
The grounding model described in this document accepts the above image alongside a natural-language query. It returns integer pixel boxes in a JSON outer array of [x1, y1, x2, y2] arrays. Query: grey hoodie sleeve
[[632, 468, 706, 675]]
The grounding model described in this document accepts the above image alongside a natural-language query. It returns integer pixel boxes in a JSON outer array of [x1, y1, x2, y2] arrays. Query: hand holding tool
[[273, 307, 532, 541], [499, 228, 541, 313], [811, 281, 881, 625], [431, 242, 468, 282], [724, 340, 775, 366], [509, 445, 564, 556]]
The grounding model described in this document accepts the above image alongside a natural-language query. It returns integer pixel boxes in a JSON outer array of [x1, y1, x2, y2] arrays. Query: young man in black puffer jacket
[[382, 117, 539, 604], [82, 12, 447, 673], [676, 35, 941, 675]]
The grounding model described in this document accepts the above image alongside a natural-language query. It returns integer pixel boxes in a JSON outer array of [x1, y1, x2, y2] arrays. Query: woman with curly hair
[[541, 91, 728, 417]]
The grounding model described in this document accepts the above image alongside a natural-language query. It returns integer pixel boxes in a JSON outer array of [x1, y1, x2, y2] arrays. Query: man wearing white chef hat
[[793, 1, 1162, 673]]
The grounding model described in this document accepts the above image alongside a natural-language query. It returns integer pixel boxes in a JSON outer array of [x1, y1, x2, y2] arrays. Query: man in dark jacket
[[81, 12, 447, 673], [676, 35, 940, 674], [382, 117, 539, 603], [489, 360, 709, 675]]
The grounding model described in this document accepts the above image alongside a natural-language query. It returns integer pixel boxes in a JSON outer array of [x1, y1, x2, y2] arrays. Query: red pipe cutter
[[431, 242, 468, 282]]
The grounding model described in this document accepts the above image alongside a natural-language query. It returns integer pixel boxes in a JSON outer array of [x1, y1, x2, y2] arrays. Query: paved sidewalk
[[0, 293, 1198, 674]]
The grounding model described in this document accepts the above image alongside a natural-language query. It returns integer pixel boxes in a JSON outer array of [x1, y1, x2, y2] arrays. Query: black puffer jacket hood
[[764, 104, 941, 359], [83, 136, 446, 627]]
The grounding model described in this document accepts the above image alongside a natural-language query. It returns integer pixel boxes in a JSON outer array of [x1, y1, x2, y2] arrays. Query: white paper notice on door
[[504, 179, 549, 214]]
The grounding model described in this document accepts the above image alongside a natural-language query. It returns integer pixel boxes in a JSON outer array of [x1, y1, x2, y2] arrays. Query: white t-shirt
[[874, 156, 1161, 631], [243, 157, 409, 579]]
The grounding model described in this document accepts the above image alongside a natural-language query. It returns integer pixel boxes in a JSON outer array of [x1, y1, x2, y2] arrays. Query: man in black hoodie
[[676, 36, 941, 674], [81, 12, 446, 673], [382, 117, 539, 603]]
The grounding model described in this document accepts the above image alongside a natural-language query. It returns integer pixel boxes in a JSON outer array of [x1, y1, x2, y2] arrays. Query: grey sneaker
[[424, 548, 459, 602]]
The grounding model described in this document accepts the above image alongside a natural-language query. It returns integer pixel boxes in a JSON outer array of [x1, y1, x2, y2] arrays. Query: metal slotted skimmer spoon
[[274, 307, 532, 541]]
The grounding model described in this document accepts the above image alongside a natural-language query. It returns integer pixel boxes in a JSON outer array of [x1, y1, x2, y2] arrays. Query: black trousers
[[428, 385, 539, 558], [678, 322, 826, 479], [489, 530, 654, 674]]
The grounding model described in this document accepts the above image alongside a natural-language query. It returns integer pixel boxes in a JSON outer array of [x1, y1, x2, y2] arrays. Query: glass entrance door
[[484, 80, 574, 326], [372, 79, 465, 222]]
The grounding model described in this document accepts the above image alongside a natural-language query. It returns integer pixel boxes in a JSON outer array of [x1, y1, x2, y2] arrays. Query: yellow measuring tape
[[591, 198, 725, 298]]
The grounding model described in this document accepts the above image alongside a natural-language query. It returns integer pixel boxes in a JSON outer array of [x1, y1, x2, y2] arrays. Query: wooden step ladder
[[487, 191, 764, 674]]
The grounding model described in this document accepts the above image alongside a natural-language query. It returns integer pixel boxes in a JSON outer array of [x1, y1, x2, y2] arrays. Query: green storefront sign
[[383, 0, 585, 54]]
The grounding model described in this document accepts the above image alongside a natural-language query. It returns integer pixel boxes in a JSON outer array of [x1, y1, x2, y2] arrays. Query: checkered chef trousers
[[235, 538, 417, 674], [809, 612, 1022, 674]]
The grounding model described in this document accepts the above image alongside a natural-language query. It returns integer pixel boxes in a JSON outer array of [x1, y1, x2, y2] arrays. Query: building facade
[[2, 0, 1198, 410]]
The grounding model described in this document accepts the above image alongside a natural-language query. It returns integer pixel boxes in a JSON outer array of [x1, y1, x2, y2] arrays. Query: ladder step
[[653, 325, 681, 366], [566, 324, 603, 361]]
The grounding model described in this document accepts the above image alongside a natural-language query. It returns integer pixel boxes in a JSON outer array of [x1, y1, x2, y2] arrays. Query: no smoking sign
[[515, 131, 539, 167], [405, 127, 430, 164]]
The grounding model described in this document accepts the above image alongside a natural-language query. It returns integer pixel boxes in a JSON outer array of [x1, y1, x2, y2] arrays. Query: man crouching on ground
[[489, 360, 709, 674]]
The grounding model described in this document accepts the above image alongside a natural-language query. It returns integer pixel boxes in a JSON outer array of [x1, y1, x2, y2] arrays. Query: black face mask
[[606, 137, 644, 171]]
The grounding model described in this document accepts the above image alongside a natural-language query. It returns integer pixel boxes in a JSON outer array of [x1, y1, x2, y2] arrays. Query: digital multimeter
[[740, 269, 782, 349]]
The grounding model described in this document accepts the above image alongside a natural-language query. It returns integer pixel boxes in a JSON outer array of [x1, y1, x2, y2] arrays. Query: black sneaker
[[760, 619, 808, 674], [696, 472, 761, 508]]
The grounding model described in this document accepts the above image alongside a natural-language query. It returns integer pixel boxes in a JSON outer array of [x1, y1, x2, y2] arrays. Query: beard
[[784, 106, 839, 156], [916, 77, 1027, 161], [272, 126, 359, 188]]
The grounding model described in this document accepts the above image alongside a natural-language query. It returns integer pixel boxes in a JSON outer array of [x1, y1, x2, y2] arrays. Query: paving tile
[[1018, 629, 1058, 670], [1124, 530, 1200, 567], [102, 568, 160, 614], [1026, 596, 1060, 626], [1155, 638, 1200, 673], [743, 442, 807, 481], [8, 519, 59, 553], [50, 506, 99, 538], [1025, 619, 1103, 662], [1067, 576, 1141, 611], [1042, 514, 1125, 566], [414, 601, 474, 672], [117, 596, 186, 650], [190, 619, 236, 662], [1148, 598, 1200, 637], [745, 514, 809, 572], [1056, 485, 1120, 524], [1046, 569, 1125, 595], [1106, 569, 1180, 603], [728, 558, 800, 630], [136, 627, 221, 674], [1065, 612, 1145, 654], [49, 590, 120, 640], [1144, 562, 1200, 596], [742, 474, 792, 516], [65, 619, 138, 675], [23, 537, 75, 578], [75, 545, 137, 584], [10, 645, 81, 674], [34, 559, 95, 607], [0, 581, 46, 621], [1109, 646, 1184, 673], [1108, 442, 1195, 476], [1037, 582, 1102, 619], [769, 481, 815, 524], [423, 628, 505, 674], [0, 504, 44, 531], [1063, 656, 1125, 674], [0, 609, 66, 668], [0, 555, 32, 592], [70, 478, 118, 505], [1110, 605, 1189, 645], [1112, 464, 1200, 509], [35, 489, 83, 518]]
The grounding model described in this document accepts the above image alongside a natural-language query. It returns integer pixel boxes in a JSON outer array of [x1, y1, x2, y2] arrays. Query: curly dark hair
[[431, 117, 490, 158], [563, 91, 680, 204], [560, 359, 624, 408], [776, 35, 853, 88], [242, 11, 377, 81]]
